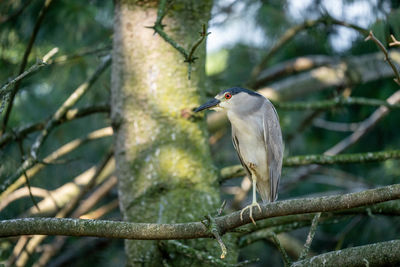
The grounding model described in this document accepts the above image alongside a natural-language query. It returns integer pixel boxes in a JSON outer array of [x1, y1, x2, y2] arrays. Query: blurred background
[[1, 0, 400, 266]]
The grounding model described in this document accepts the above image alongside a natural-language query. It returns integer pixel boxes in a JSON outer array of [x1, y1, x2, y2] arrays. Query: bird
[[195, 87, 283, 224]]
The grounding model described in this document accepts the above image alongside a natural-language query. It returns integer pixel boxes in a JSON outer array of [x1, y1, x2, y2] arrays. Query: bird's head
[[194, 87, 262, 113]]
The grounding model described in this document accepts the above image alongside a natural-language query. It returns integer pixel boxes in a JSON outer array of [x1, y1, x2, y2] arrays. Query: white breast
[[227, 110, 268, 177]]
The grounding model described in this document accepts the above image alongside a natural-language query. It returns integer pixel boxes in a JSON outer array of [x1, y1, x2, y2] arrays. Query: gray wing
[[231, 127, 251, 179], [262, 100, 283, 202]]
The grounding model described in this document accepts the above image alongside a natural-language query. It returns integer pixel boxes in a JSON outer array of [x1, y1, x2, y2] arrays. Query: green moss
[[112, 0, 239, 265]]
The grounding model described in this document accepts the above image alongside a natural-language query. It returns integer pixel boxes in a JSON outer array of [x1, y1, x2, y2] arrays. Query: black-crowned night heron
[[195, 87, 283, 224]]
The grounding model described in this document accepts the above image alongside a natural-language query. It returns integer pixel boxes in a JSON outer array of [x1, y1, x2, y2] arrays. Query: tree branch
[[1, 183, 400, 239], [0, 127, 113, 201], [273, 96, 400, 110], [365, 31, 400, 86], [0, 58, 111, 195], [207, 51, 400, 134], [257, 51, 400, 101], [249, 14, 368, 84], [0, 0, 34, 24], [0, 48, 58, 114], [291, 240, 400, 267], [0, 103, 109, 149], [1, 0, 55, 132], [298, 212, 321, 260], [220, 150, 400, 181], [30, 56, 111, 160], [389, 34, 400, 47]]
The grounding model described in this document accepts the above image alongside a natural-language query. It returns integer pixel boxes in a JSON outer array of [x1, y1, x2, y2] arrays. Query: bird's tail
[[257, 178, 274, 203]]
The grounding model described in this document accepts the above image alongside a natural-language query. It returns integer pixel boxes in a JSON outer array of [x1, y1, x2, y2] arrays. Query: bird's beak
[[194, 98, 221, 112]]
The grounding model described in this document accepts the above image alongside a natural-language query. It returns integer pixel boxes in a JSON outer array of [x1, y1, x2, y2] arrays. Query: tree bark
[[292, 240, 400, 267], [111, 0, 236, 265]]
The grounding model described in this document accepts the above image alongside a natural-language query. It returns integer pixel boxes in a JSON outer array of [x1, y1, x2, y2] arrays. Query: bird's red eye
[[224, 93, 232, 99]]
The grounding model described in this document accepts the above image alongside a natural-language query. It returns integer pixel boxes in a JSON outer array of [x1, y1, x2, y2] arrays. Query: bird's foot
[[240, 201, 262, 225]]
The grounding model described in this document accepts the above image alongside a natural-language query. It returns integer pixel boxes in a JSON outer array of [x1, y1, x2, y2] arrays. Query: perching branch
[[1, 183, 400, 238], [237, 200, 400, 248], [219, 149, 400, 181], [11, 151, 114, 267], [148, 0, 210, 79]]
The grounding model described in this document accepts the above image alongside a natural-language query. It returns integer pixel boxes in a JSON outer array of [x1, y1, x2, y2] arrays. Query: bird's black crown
[[219, 87, 261, 97]]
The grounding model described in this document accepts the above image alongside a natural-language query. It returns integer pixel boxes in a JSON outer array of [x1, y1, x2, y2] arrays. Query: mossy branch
[[237, 200, 400, 251], [298, 212, 321, 260], [148, 0, 210, 79], [284, 150, 400, 166], [273, 96, 400, 110], [220, 150, 400, 181], [1, 183, 400, 238], [291, 240, 400, 267]]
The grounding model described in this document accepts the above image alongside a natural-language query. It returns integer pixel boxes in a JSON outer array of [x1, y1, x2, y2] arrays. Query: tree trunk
[[111, 0, 237, 265]]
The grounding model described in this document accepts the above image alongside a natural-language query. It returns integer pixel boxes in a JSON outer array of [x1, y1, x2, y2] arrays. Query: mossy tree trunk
[[111, 0, 236, 265]]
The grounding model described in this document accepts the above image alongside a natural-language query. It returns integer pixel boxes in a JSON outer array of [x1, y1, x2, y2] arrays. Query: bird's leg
[[240, 163, 262, 225]]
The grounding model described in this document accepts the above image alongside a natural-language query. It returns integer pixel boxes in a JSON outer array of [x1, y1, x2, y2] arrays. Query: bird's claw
[[240, 202, 262, 225]]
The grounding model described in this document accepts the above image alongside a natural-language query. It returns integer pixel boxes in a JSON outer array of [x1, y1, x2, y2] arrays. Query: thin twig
[[16, 137, 40, 211], [269, 232, 291, 266], [365, 31, 400, 86], [148, 0, 209, 79], [0, 0, 34, 24], [0, 58, 111, 195], [1, 0, 55, 132], [0, 127, 112, 202], [203, 214, 227, 259], [46, 45, 111, 65], [163, 240, 256, 266], [249, 14, 368, 84], [298, 212, 321, 260], [313, 119, 360, 132], [30, 56, 111, 160], [0, 48, 58, 114], [12, 151, 113, 266], [389, 34, 400, 47], [0, 186, 51, 212], [0, 103, 110, 149]]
